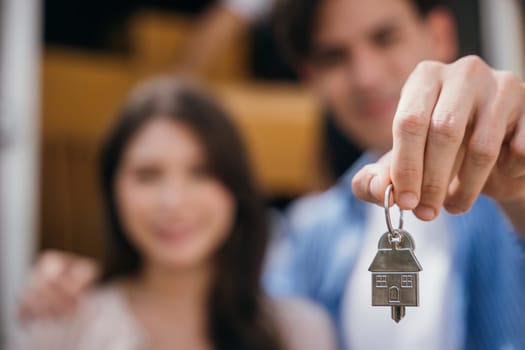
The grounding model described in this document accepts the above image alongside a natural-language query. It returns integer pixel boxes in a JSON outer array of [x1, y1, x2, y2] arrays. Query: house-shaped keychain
[[369, 230, 422, 322]]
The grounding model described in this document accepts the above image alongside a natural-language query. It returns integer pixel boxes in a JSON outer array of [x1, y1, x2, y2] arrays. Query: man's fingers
[[445, 72, 522, 212], [445, 117, 504, 213], [36, 250, 98, 297], [18, 292, 41, 323], [19, 279, 77, 323], [352, 152, 392, 205], [35, 251, 68, 280], [414, 76, 474, 220], [391, 61, 441, 210], [64, 257, 99, 296], [498, 91, 525, 178], [18, 250, 97, 322], [33, 280, 77, 317]]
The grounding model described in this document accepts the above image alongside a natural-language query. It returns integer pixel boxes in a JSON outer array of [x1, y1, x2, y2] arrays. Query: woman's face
[[115, 117, 235, 270]]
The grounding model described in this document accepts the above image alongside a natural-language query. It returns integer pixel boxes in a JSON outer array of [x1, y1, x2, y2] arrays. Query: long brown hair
[[99, 77, 283, 350]]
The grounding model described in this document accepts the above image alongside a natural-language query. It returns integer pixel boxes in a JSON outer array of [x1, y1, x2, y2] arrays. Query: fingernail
[[398, 192, 418, 209], [370, 176, 381, 201], [415, 205, 436, 221]]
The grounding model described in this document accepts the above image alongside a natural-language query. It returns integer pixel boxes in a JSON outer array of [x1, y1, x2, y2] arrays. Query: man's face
[[304, 0, 455, 152]]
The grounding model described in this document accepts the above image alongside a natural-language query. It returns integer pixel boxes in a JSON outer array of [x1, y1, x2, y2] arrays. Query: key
[[368, 184, 423, 322]]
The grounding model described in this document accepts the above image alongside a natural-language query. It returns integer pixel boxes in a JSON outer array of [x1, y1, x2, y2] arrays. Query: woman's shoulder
[[269, 297, 337, 350]]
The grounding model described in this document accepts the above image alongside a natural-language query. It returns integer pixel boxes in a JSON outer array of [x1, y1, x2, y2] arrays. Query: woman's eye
[[190, 165, 212, 180], [134, 168, 161, 183]]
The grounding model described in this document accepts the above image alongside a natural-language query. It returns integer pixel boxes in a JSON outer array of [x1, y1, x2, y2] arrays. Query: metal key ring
[[384, 184, 403, 243]]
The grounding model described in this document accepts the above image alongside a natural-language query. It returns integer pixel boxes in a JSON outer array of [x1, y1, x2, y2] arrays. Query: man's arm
[[18, 250, 99, 323]]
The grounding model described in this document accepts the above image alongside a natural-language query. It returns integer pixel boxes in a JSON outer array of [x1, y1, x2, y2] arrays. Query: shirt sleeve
[[262, 208, 301, 297], [461, 196, 525, 349], [262, 192, 345, 298]]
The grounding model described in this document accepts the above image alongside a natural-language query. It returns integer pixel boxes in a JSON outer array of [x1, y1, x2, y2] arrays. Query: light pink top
[[11, 286, 336, 350]]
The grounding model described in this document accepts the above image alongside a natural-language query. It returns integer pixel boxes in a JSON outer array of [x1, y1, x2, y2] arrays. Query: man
[[264, 0, 525, 349], [20, 0, 525, 349]]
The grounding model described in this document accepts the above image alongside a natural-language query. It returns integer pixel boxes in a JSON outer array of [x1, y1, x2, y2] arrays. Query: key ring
[[384, 184, 403, 243]]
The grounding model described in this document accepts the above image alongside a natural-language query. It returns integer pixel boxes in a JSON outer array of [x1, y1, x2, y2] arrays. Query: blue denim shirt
[[264, 153, 525, 350]]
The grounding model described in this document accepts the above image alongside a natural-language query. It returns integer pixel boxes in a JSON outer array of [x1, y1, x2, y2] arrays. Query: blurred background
[[0, 0, 524, 345]]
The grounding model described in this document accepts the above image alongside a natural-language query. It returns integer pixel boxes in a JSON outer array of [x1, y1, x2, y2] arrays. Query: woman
[[14, 78, 335, 350]]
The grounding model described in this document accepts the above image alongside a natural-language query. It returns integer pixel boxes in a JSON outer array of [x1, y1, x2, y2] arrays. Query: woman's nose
[[157, 178, 189, 210]]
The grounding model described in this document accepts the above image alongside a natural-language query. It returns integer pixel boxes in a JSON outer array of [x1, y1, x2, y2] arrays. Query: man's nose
[[350, 49, 386, 91]]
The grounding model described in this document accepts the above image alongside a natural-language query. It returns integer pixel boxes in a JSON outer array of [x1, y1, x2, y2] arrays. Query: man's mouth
[[359, 97, 398, 119]]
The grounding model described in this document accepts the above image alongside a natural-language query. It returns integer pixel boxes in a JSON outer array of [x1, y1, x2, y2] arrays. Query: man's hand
[[352, 56, 525, 226], [18, 250, 99, 323]]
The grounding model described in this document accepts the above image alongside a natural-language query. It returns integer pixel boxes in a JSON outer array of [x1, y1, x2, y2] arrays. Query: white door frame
[[0, 0, 41, 345], [480, 0, 525, 79]]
